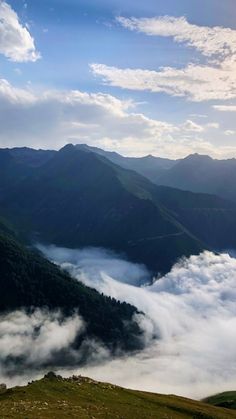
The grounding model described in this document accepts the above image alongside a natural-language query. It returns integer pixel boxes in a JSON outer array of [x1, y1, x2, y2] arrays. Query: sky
[[0, 0, 236, 158]]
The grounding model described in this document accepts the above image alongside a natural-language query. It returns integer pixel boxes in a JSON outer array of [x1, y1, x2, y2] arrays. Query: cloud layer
[[41, 247, 236, 399], [0, 77, 232, 158], [0, 1, 40, 62], [1, 247, 236, 399]]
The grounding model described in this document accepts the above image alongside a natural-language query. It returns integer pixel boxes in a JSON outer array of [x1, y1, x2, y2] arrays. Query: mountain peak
[[185, 153, 212, 162], [59, 143, 75, 153]]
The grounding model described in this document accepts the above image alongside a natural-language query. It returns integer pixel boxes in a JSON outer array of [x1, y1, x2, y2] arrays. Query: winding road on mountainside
[[128, 231, 184, 245]]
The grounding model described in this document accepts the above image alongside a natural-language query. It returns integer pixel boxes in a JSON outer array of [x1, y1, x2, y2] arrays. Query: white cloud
[[181, 119, 204, 132], [0, 1, 40, 62], [0, 309, 84, 378], [40, 246, 236, 399], [91, 60, 236, 102], [225, 130, 236, 136], [0, 77, 234, 158], [37, 244, 151, 287], [190, 114, 207, 118], [213, 105, 236, 112], [91, 16, 236, 102], [117, 16, 236, 58], [206, 122, 219, 129], [0, 77, 212, 157], [0, 78, 176, 153]]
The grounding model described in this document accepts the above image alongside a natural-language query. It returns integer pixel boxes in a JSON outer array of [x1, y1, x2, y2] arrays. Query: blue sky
[[0, 0, 236, 157]]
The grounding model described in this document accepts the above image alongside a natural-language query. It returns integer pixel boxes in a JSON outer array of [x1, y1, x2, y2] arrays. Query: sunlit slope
[[0, 374, 235, 419]]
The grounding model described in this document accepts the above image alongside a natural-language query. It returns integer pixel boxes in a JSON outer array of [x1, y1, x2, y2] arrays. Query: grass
[[0, 374, 236, 418]]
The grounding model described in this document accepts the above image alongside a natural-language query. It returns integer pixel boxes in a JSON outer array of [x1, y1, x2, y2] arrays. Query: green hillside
[[0, 228, 143, 356], [204, 391, 236, 410], [0, 373, 235, 419]]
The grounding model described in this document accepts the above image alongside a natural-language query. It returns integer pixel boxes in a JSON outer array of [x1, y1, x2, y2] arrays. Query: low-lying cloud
[[40, 246, 236, 399], [37, 244, 151, 287], [0, 309, 85, 383], [1, 246, 236, 399]]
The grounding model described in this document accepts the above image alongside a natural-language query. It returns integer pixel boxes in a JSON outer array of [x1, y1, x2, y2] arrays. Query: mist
[[1, 245, 236, 399], [0, 309, 86, 385], [39, 246, 236, 399], [37, 245, 151, 287]]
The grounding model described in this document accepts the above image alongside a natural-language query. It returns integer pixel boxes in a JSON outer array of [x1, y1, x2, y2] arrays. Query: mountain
[[0, 373, 235, 419], [8, 147, 56, 167], [0, 225, 142, 356], [0, 147, 55, 195], [0, 149, 31, 192], [5, 145, 236, 205], [0, 144, 204, 273], [77, 145, 236, 250], [157, 153, 236, 202], [1, 144, 236, 272], [76, 143, 176, 183], [81, 145, 236, 204], [152, 185, 236, 250]]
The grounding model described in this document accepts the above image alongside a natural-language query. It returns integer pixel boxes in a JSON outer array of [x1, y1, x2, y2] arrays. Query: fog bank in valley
[[1, 245, 236, 399], [39, 246, 236, 399]]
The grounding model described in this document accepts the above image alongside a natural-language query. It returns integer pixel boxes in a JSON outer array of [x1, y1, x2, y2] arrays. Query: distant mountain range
[[0, 144, 236, 274], [76, 144, 236, 203], [75, 143, 177, 184]]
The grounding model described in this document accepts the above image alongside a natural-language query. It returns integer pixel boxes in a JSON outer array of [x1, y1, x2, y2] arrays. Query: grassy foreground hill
[[0, 373, 235, 419]]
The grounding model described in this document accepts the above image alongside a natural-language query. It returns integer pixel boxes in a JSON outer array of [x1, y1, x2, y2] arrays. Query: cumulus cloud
[[0, 76, 226, 158], [91, 16, 236, 102], [40, 246, 236, 399], [0, 78, 175, 153], [0, 1, 40, 62]]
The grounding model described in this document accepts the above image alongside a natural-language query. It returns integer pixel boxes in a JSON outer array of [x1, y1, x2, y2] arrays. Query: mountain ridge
[[1, 144, 236, 272]]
